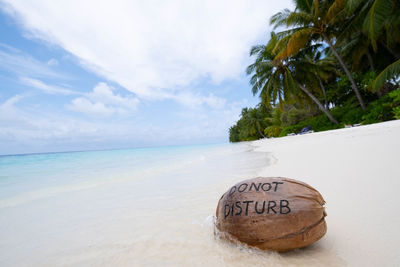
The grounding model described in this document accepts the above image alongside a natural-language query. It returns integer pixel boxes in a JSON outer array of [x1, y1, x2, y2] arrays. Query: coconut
[[215, 177, 327, 252]]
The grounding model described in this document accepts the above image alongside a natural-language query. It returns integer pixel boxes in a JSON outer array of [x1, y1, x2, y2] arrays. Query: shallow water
[[0, 143, 342, 266]]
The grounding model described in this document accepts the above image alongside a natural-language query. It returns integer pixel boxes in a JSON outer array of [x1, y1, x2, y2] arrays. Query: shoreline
[[1, 121, 399, 266], [249, 120, 400, 266]]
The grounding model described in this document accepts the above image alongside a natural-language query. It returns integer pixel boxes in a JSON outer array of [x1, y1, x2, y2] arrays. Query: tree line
[[230, 0, 400, 142]]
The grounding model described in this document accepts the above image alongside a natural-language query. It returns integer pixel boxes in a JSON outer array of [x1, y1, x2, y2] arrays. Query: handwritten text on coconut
[[224, 182, 291, 218]]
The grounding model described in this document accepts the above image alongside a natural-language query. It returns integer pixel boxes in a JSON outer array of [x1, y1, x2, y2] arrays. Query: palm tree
[[247, 32, 338, 124], [243, 107, 267, 138], [234, 106, 271, 140], [270, 0, 367, 110], [306, 46, 337, 108]]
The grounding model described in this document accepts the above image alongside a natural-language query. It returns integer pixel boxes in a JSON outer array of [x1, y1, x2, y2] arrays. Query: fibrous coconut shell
[[215, 177, 327, 252]]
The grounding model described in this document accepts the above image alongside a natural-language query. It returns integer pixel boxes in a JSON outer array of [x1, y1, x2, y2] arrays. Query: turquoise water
[[0, 145, 228, 203], [0, 143, 272, 266], [0, 144, 246, 202]]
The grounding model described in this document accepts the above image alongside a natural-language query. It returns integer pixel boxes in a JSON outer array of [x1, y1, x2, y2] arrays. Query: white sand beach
[[1, 120, 400, 267], [251, 119, 400, 266]]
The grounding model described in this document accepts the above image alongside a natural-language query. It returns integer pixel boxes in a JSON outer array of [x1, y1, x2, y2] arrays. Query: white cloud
[[0, 43, 66, 79], [67, 82, 139, 116], [0, 94, 25, 109], [0, 95, 105, 147], [20, 77, 79, 95], [69, 97, 114, 117], [173, 92, 226, 109], [88, 82, 139, 110], [1, 0, 293, 99], [203, 94, 226, 109], [47, 58, 58, 66], [0, 94, 160, 154], [0, 93, 245, 155]]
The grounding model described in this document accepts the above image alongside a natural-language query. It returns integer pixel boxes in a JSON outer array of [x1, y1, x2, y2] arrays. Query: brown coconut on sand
[[215, 177, 327, 252]]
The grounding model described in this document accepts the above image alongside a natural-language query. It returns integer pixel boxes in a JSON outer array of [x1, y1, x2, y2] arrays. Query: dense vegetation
[[229, 0, 400, 142]]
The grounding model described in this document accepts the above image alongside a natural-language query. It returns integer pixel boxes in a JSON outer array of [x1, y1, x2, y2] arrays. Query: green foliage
[[389, 88, 400, 102], [326, 72, 381, 107], [389, 88, 400, 119], [372, 59, 400, 91], [393, 106, 400, 119], [362, 94, 394, 123], [247, 31, 338, 124], [299, 116, 338, 132], [229, 125, 240, 142], [278, 125, 304, 137], [328, 74, 357, 106], [229, 105, 272, 142], [280, 106, 311, 126], [230, 0, 400, 143], [279, 114, 340, 137], [266, 108, 282, 126], [264, 126, 283, 138], [363, 0, 400, 51], [358, 89, 400, 124], [330, 105, 365, 124], [229, 93, 400, 142], [361, 71, 377, 91]]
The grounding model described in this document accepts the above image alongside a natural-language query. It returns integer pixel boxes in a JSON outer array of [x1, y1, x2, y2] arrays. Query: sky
[[0, 0, 293, 155]]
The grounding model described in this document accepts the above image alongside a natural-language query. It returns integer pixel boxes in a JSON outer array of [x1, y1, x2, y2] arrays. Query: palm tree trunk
[[317, 76, 328, 109], [322, 33, 366, 110], [257, 125, 265, 138], [298, 84, 338, 124], [366, 51, 375, 72]]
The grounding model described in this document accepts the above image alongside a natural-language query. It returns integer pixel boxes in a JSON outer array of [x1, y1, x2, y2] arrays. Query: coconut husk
[[215, 177, 327, 252]]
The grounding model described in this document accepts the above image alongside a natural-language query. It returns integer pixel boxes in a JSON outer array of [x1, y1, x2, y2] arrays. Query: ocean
[[0, 143, 282, 266]]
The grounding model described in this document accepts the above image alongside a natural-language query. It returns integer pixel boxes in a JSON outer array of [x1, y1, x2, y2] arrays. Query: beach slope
[[252, 120, 400, 266]]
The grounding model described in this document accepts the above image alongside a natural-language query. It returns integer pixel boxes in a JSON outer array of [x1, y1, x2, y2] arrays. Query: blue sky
[[0, 0, 292, 155]]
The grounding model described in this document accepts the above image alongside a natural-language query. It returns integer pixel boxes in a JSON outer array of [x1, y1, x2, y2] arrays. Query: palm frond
[[295, 0, 314, 13], [270, 9, 291, 29], [274, 27, 309, 39], [285, 11, 313, 26], [336, 7, 367, 44], [313, 0, 319, 20], [285, 28, 312, 57], [325, 0, 346, 25], [372, 59, 400, 91], [271, 34, 291, 55], [249, 45, 265, 57], [363, 0, 392, 51], [345, 0, 364, 14]]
